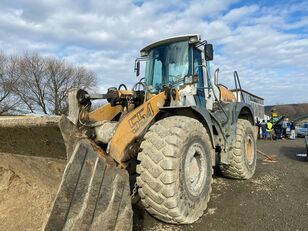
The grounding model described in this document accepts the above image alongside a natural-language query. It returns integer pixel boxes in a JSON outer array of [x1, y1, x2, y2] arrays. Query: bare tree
[[14, 53, 48, 114], [0, 52, 97, 115], [0, 53, 19, 115], [45, 58, 96, 114], [12, 52, 96, 115]]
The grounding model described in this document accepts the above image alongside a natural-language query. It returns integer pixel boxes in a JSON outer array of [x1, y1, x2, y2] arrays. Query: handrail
[[214, 68, 219, 85], [234, 71, 245, 103]]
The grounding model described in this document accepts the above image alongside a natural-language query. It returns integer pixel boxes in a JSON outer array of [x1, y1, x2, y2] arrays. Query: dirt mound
[[0, 152, 65, 231], [0, 116, 67, 159]]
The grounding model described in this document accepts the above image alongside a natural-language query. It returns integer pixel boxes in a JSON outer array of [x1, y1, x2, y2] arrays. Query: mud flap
[[43, 140, 133, 231]]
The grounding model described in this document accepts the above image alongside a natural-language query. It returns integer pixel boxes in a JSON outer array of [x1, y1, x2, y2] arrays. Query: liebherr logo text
[[129, 103, 154, 134]]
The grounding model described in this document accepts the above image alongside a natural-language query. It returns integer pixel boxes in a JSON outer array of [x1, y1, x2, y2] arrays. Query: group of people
[[256, 119, 296, 140], [256, 120, 273, 140]]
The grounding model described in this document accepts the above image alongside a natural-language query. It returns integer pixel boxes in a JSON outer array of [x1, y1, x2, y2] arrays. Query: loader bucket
[[0, 116, 133, 231]]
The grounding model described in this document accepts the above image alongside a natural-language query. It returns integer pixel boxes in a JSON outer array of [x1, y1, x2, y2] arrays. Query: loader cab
[[144, 40, 190, 91], [137, 34, 213, 108]]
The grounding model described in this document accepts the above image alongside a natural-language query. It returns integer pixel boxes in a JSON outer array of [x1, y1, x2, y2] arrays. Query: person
[[282, 120, 288, 138], [290, 122, 296, 140], [261, 120, 267, 140], [274, 124, 282, 140], [266, 120, 273, 140], [256, 119, 261, 139]]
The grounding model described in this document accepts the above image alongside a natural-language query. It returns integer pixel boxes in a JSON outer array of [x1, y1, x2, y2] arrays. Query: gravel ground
[[133, 139, 308, 231]]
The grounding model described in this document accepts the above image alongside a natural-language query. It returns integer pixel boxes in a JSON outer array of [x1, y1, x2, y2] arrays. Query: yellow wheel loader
[[0, 34, 257, 230]]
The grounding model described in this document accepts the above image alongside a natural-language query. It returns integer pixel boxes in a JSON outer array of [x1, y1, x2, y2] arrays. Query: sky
[[0, 0, 308, 105]]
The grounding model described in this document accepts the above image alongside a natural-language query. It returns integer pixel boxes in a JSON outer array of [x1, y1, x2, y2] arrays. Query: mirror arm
[[134, 57, 147, 77]]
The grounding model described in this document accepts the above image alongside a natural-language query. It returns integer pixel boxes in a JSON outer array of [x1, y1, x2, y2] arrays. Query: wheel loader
[[0, 34, 257, 230]]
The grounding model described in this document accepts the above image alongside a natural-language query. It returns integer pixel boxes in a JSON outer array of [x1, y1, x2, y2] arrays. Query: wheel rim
[[184, 143, 207, 197], [244, 135, 254, 165]]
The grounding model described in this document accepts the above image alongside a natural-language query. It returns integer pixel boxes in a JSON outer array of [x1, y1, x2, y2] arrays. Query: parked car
[[297, 123, 308, 138]]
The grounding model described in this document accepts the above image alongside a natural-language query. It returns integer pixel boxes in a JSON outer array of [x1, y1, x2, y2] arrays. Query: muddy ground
[[133, 139, 308, 231], [0, 139, 307, 231]]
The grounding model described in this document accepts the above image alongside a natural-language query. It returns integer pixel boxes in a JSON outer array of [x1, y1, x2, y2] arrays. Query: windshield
[[145, 41, 189, 91]]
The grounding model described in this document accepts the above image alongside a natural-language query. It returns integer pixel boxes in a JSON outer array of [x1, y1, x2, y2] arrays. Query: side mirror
[[204, 44, 213, 61], [134, 60, 140, 77]]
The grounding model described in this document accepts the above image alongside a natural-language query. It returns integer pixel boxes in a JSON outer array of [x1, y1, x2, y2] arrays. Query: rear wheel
[[220, 119, 256, 179], [136, 116, 213, 224]]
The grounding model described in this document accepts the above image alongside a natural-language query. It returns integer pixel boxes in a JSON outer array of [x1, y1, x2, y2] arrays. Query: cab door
[[193, 48, 206, 107]]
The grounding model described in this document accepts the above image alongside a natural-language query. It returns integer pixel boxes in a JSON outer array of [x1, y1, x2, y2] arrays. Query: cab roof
[[140, 34, 201, 57]]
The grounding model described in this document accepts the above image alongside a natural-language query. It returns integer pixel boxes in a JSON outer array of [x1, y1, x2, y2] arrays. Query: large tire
[[221, 119, 256, 179], [136, 116, 213, 224]]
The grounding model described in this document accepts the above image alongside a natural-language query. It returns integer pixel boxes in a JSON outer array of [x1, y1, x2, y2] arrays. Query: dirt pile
[[0, 116, 67, 159], [0, 152, 65, 231]]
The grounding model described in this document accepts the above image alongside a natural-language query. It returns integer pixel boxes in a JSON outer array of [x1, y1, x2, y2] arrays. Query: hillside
[[265, 103, 308, 120]]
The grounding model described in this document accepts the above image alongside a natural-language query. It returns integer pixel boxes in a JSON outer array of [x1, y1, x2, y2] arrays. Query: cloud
[[0, 0, 307, 105], [222, 5, 259, 23]]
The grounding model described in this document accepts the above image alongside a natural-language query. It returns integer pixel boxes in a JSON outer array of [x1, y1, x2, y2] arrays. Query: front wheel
[[136, 116, 214, 224]]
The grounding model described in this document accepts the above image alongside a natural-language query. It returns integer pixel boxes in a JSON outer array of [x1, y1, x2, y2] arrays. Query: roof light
[[189, 36, 199, 44], [140, 51, 148, 57]]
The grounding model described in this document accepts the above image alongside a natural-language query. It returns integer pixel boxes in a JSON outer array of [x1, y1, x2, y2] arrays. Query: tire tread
[[137, 116, 213, 224]]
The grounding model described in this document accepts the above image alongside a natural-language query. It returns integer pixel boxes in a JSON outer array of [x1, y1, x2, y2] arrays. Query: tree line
[[0, 52, 96, 115]]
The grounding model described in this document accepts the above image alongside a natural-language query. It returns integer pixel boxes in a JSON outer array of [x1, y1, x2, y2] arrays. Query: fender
[[213, 102, 254, 165], [160, 106, 215, 149], [234, 103, 254, 125], [219, 102, 254, 126]]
